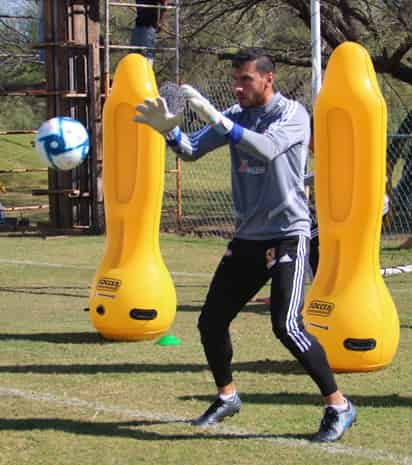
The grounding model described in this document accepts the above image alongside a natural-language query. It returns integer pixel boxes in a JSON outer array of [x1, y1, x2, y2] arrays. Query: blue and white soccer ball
[[35, 116, 90, 171]]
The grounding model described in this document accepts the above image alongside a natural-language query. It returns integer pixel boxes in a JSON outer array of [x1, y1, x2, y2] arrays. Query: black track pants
[[197, 235, 338, 397], [309, 233, 319, 278]]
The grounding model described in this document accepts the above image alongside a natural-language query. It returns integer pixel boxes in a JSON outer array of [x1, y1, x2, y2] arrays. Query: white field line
[[0, 258, 411, 278], [0, 387, 411, 465], [381, 264, 412, 276]]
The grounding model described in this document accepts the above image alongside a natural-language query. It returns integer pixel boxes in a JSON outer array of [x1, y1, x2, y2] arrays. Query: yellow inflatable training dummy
[[89, 54, 176, 341], [303, 42, 399, 372]]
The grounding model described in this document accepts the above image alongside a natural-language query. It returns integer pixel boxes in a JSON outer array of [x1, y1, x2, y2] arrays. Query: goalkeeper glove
[[180, 84, 234, 135], [134, 97, 182, 135]]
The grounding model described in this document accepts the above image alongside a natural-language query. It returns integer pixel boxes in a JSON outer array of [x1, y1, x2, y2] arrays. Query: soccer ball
[[35, 116, 90, 171]]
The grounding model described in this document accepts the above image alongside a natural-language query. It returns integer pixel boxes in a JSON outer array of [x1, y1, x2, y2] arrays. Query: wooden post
[[72, 1, 92, 227], [41, 0, 102, 232], [57, 1, 73, 229]]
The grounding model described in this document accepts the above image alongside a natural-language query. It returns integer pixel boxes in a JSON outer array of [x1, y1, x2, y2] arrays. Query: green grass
[[0, 234, 411, 465]]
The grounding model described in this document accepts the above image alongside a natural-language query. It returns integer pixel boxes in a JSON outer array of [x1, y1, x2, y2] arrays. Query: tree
[[179, 0, 412, 86]]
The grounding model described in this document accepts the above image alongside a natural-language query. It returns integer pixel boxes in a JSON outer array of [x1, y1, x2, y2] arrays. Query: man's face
[[232, 60, 274, 108]]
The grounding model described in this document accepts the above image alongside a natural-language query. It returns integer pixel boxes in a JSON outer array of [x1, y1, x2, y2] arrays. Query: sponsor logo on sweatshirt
[[238, 159, 265, 175]]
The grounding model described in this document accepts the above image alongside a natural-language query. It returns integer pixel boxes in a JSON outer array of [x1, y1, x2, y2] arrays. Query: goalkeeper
[[134, 49, 356, 442]]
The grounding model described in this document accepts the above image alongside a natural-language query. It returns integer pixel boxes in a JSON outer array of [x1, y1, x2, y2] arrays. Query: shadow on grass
[[0, 286, 88, 298], [180, 392, 412, 408], [179, 305, 412, 323], [0, 417, 313, 441], [178, 304, 270, 314], [0, 359, 304, 375], [0, 286, 206, 299], [0, 332, 112, 344]]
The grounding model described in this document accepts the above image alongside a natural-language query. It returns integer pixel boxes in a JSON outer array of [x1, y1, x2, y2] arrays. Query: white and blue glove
[[180, 84, 235, 136], [134, 97, 182, 135]]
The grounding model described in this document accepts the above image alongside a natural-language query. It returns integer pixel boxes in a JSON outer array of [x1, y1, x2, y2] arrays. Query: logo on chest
[[238, 159, 265, 175]]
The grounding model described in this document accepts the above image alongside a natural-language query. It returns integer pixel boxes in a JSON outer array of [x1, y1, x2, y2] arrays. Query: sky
[[0, 0, 34, 16]]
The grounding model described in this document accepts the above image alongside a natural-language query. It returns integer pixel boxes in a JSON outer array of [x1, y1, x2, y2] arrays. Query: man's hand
[[134, 97, 182, 135], [181, 85, 234, 135], [180, 85, 222, 126]]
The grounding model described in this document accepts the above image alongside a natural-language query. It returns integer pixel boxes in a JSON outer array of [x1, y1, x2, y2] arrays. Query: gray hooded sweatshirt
[[167, 92, 311, 240]]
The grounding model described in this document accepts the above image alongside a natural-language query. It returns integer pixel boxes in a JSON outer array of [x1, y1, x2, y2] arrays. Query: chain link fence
[[386, 112, 412, 235]]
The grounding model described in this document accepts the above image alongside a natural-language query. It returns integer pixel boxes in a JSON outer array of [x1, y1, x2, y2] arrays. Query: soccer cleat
[[191, 394, 242, 426], [313, 400, 357, 442]]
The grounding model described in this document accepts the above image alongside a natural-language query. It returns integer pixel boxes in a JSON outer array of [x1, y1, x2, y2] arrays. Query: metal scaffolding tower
[[34, 0, 181, 233], [102, 1, 182, 228]]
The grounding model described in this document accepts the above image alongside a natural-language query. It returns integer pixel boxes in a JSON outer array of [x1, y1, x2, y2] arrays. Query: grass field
[[0, 233, 411, 465]]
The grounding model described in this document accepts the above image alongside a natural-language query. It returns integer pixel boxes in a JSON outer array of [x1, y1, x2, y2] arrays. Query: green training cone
[[156, 334, 181, 346]]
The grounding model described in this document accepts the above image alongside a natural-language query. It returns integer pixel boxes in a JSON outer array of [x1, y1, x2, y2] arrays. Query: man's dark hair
[[231, 49, 275, 73]]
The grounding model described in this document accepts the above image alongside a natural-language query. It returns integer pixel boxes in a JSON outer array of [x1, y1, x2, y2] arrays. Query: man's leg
[[193, 239, 269, 426], [308, 232, 319, 278], [269, 235, 356, 441], [131, 26, 156, 64]]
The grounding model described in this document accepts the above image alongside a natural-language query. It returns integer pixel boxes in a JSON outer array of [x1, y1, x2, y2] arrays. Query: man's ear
[[264, 72, 274, 90]]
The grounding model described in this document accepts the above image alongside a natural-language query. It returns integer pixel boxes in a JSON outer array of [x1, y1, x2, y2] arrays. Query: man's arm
[[134, 95, 227, 161], [166, 125, 227, 161], [236, 103, 308, 162], [182, 85, 308, 163], [156, 0, 168, 31]]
